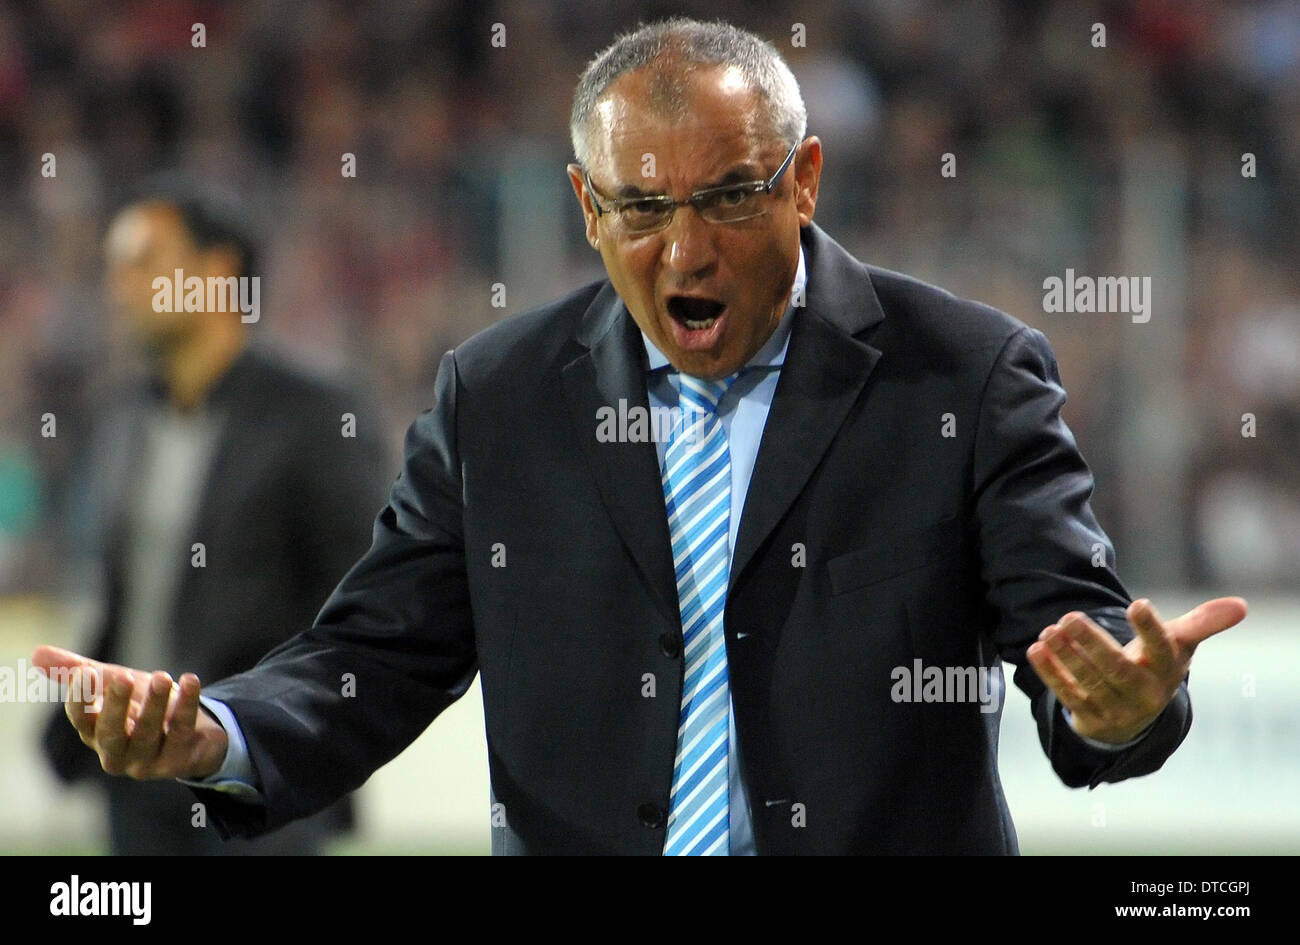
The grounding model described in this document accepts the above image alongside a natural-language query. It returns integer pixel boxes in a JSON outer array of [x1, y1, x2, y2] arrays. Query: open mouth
[[666, 296, 726, 330]]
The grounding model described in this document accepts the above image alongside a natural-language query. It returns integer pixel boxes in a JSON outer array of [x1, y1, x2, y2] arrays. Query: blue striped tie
[[661, 371, 739, 856]]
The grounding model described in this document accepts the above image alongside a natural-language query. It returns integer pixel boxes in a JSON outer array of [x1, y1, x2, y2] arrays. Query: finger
[[160, 674, 208, 777], [1041, 615, 1122, 698], [42, 644, 108, 728], [1127, 599, 1178, 672], [121, 672, 173, 773], [65, 666, 102, 745], [124, 670, 158, 727], [164, 673, 202, 739], [32, 645, 97, 679], [1027, 639, 1104, 725], [1056, 614, 1146, 693], [93, 670, 135, 775], [1166, 596, 1249, 649]]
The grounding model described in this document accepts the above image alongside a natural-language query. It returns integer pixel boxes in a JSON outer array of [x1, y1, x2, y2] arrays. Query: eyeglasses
[[578, 140, 799, 234]]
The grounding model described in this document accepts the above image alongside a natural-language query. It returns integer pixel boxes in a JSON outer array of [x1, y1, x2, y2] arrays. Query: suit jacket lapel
[[172, 348, 262, 624], [562, 283, 681, 626], [560, 224, 890, 624], [729, 224, 887, 591], [97, 393, 152, 649]]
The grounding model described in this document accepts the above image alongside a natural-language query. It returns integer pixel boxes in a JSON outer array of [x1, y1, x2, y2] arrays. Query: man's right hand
[[32, 645, 229, 780]]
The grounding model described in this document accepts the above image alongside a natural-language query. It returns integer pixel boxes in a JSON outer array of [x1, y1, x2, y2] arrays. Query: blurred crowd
[[0, 0, 1296, 595]]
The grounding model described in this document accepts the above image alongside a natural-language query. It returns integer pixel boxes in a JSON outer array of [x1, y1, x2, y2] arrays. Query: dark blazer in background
[[191, 224, 1192, 854], [43, 345, 389, 854]]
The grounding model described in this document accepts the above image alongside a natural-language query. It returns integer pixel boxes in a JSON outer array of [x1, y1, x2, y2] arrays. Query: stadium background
[[0, 0, 1296, 853]]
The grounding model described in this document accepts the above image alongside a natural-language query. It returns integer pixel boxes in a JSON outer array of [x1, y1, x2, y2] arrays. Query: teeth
[[684, 318, 717, 330]]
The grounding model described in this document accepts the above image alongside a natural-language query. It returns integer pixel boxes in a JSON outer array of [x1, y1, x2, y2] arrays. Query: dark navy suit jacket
[[192, 224, 1191, 854]]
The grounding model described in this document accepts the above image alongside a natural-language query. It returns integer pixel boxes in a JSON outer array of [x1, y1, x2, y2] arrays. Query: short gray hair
[[570, 17, 807, 168]]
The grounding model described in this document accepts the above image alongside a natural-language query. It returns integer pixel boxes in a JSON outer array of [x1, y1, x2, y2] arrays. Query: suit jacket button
[[659, 633, 681, 658], [638, 803, 665, 828]]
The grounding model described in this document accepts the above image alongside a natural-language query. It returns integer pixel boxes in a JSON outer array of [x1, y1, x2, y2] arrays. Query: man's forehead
[[587, 66, 775, 181]]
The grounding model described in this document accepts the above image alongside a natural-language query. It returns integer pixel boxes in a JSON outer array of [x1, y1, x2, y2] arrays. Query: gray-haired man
[[37, 17, 1244, 855]]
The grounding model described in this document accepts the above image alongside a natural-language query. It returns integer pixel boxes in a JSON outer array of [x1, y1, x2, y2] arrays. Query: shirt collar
[[642, 244, 805, 374]]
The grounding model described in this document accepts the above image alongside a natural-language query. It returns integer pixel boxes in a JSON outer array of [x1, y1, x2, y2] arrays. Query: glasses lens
[[619, 199, 672, 232], [699, 187, 764, 223]]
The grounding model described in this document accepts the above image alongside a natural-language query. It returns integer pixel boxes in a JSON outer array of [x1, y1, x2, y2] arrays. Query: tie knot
[[679, 372, 739, 415]]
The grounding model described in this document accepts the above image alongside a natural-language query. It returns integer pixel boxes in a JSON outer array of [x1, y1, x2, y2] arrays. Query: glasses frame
[[579, 139, 800, 234]]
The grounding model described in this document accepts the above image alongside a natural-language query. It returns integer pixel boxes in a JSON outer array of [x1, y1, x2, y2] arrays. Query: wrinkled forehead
[[586, 63, 776, 181]]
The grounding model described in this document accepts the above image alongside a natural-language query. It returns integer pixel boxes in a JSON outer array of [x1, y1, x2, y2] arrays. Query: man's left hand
[[1027, 597, 1248, 744]]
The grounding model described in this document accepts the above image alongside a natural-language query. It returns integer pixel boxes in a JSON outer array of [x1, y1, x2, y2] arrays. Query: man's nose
[[662, 204, 717, 276]]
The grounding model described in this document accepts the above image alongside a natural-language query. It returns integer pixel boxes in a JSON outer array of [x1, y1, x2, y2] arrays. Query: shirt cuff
[[175, 695, 264, 803], [1061, 704, 1156, 751]]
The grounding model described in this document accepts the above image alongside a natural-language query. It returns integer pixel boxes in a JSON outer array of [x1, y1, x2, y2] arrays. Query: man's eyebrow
[[613, 183, 664, 199], [610, 164, 765, 199], [694, 165, 764, 190]]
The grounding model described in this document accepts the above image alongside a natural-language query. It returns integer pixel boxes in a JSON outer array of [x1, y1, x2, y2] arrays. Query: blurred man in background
[[41, 181, 389, 854]]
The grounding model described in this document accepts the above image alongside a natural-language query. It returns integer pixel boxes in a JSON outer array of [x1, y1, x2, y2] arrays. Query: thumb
[[1168, 597, 1249, 649], [31, 645, 98, 678]]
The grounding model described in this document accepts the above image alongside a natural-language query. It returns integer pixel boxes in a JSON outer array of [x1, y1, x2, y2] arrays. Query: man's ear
[[793, 136, 822, 228], [567, 164, 601, 250]]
